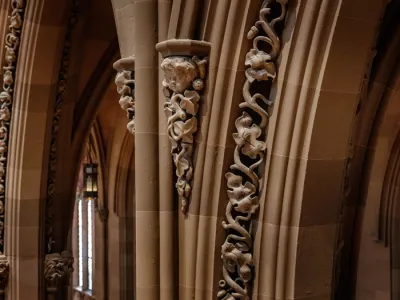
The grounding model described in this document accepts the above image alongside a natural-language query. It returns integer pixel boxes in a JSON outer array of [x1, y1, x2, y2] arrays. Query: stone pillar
[[133, 0, 160, 298]]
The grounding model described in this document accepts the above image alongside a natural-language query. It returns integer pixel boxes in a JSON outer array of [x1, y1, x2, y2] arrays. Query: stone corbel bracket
[[156, 39, 211, 214], [218, 1, 288, 299], [113, 56, 135, 134], [44, 251, 74, 299]]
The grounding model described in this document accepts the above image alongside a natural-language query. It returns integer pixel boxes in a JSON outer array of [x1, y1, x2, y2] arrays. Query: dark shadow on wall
[[334, 1, 400, 299]]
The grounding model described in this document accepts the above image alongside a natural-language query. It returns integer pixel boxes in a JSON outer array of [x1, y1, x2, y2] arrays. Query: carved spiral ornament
[[0, 0, 26, 254], [218, 1, 287, 299]]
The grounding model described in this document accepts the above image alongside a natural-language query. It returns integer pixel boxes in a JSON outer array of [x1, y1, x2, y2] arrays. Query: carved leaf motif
[[221, 242, 253, 282], [245, 49, 276, 82], [171, 118, 198, 144], [3, 71, 13, 86], [226, 173, 259, 214], [114, 66, 135, 134], [10, 13, 22, 29], [0, 92, 11, 104], [173, 152, 189, 177], [180, 90, 200, 115], [233, 112, 266, 159]]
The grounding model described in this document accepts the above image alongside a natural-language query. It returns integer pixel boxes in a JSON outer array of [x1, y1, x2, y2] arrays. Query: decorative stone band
[[113, 56, 135, 134], [156, 39, 211, 214], [0, 0, 26, 254], [218, 1, 288, 299], [46, 0, 81, 254], [44, 251, 74, 297], [0, 260, 9, 296]]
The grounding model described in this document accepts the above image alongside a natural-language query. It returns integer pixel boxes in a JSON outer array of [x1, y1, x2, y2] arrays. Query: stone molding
[[44, 251, 74, 297], [218, 1, 287, 299], [156, 39, 211, 214], [113, 56, 135, 134], [0, 0, 25, 254], [45, 0, 81, 254]]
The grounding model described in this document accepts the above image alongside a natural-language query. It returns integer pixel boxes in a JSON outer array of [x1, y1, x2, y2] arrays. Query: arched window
[[73, 161, 96, 299]]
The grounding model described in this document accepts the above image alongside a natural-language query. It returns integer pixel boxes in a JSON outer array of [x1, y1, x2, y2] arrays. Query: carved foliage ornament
[[0, 260, 9, 294], [0, 0, 26, 254], [218, 1, 287, 299], [113, 56, 135, 134], [44, 251, 74, 290], [160, 55, 208, 213], [46, 0, 81, 254]]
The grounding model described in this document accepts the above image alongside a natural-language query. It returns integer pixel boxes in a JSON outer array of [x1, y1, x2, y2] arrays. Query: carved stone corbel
[[156, 40, 211, 214], [0, 0, 26, 254], [113, 56, 135, 134], [218, 1, 288, 299], [0, 260, 9, 298], [44, 251, 74, 300]]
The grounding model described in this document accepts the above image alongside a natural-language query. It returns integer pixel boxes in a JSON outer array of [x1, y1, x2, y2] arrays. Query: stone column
[[133, 0, 160, 298]]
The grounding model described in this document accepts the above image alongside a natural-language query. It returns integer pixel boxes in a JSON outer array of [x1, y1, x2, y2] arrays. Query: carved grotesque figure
[[161, 57, 199, 94]]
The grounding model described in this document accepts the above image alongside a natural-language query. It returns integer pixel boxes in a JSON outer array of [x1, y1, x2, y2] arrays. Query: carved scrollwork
[[113, 56, 135, 134], [46, 0, 81, 254], [44, 251, 74, 293], [218, 1, 287, 299], [0, 0, 26, 254], [160, 55, 208, 214]]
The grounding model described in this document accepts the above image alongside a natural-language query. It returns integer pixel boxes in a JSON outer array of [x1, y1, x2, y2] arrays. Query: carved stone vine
[[218, 1, 287, 299], [159, 54, 208, 213], [113, 56, 135, 134], [44, 251, 74, 298], [46, 0, 81, 254], [0, 0, 25, 255]]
